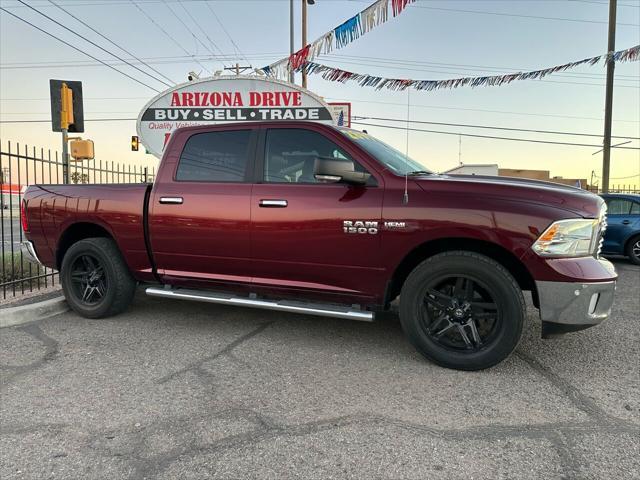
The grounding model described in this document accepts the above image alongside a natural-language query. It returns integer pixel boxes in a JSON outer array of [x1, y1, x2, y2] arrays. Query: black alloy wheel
[[421, 275, 500, 352], [61, 237, 136, 318], [69, 254, 108, 306], [399, 251, 525, 371]]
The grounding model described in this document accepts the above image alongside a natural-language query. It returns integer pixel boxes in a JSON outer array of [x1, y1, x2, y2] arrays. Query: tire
[[625, 235, 640, 266], [399, 251, 525, 371], [61, 237, 136, 319]]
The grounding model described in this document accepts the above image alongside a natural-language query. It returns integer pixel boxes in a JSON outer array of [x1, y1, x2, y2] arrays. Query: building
[[442, 164, 499, 176], [443, 164, 587, 189]]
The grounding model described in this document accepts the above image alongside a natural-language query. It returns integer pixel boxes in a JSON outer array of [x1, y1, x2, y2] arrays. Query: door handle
[[259, 199, 288, 208], [159, 196, 183, 204], [622, 220, 631, 225]]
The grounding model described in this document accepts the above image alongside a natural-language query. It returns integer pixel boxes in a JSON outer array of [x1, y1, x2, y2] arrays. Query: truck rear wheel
[[61, 237, 136, 319], [399, 251, 525, 371]]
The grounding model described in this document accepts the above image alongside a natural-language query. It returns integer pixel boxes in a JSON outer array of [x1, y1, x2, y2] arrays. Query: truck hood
[[415, 174, 603, 218]]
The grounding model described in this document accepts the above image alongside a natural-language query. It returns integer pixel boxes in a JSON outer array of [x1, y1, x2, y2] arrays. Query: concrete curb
[[0, 297, 68, 328]]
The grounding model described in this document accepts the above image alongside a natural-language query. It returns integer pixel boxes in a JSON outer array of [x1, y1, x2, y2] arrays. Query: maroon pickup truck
[[21, 121, 616, 370]]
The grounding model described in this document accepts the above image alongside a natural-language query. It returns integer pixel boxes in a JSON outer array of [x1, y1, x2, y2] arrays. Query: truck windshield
[[340, 128, 432, 176]]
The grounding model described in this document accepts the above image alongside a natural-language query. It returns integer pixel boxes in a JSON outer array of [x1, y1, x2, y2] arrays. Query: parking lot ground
[[1, 260, 639, 479]]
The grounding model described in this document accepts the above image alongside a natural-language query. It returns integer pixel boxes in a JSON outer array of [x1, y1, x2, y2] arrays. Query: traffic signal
[[131, 136, 139, 151]]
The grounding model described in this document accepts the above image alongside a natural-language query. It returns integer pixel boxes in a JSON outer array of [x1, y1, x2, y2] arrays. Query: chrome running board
[[145, 286, 375, 322]]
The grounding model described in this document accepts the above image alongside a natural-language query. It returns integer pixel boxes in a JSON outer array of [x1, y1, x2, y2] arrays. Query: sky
[[1, 0, 639, 188]]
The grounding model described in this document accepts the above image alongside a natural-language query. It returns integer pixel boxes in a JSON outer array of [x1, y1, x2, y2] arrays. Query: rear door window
[[176, 130, 252, 182], [606, 199, 632, 215]]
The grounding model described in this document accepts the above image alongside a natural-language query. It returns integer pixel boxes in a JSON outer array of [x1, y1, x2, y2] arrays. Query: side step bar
[[145, 286, 375, 322]]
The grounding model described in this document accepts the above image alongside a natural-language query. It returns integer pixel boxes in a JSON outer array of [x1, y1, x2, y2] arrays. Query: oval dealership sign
[[136, 75, 336, 158]]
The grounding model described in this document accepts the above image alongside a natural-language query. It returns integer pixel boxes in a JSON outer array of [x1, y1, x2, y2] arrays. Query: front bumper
[[536, 279, 616, 336], [21, 240, 42, 265]]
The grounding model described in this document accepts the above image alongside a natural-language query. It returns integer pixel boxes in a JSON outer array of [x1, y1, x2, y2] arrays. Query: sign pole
[[62, 128, 69, 184]]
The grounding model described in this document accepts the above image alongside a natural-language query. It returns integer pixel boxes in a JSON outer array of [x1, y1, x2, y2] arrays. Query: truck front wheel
[[399, 251, 525, 371], [61, 237, 136, 319]]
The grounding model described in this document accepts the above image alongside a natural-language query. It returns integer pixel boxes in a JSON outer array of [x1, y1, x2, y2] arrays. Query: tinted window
[[176, 130, 251, 182], [606, 199, 632, 215], [264, 128, 367, 183], [631, 202, 640, 215]]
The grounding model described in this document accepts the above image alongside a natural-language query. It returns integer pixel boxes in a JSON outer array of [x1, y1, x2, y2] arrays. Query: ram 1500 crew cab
[[21, 121, 616, 370]]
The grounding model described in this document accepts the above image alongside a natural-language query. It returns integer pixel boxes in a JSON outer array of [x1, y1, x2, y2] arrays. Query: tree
[[70, 172, 89, 184]]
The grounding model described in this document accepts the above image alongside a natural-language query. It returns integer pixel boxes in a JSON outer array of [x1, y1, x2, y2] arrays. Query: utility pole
[[601, 0, 617, 194], [289, 0, 295, 84], [223, 64, 252, 75], [300, 0, 315, 88]]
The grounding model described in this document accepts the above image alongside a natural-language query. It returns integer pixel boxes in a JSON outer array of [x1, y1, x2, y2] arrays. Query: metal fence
[[1, 140, 157, 299], [586, 186, 640, 194]]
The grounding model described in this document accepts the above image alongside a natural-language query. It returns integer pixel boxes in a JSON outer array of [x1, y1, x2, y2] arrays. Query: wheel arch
[[624, 232, 640, 251], [385, 237, 536, 307], [624, 232, 640, 260], [56, 222, 115, 269]]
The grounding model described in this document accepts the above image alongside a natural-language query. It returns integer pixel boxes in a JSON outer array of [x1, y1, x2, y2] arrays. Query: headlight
[[532, 218, 600, 258]]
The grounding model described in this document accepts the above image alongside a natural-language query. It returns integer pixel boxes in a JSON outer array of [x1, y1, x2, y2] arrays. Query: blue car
[[600, 193, 640, 265]]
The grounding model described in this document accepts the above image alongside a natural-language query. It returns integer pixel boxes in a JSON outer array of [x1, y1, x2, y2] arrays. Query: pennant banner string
[[276, 45, 639, 92], [261, 0, 414, 78]]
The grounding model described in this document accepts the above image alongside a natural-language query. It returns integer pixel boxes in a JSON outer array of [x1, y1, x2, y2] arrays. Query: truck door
[[250, 126, 385, 301], [149, 127, 257, 288]]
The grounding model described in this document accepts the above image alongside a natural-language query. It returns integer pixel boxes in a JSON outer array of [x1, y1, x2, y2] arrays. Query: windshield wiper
[[406, 170, 433, 176]]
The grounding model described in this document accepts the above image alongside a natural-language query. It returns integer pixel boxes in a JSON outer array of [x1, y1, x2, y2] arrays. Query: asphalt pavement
[[1, 259, 639, 479]]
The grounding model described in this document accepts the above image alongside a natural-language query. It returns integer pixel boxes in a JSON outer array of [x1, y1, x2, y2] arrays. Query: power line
[[3, 116, 639, 152], [0, 118, 138, 124], [15, 0, 168, 90], [130, 0, 213, 75], [175, 0, 225, 57], [329, 53, 640, 81], [351, 121, 640, 150], [203, 1, 251, 66], [353, 115, 640, 140], [568, 0, 640, 7], [48, 0, 176, 86], [2, 0, 297, 7], [7, 0, 635, 6], [164, 0, 221, 65], [0, 6, 160, 92], [408, 3, 640, 27], [0, 53, 283, 70], [326, 97, 640, 124], [592, 172, 640, 180]]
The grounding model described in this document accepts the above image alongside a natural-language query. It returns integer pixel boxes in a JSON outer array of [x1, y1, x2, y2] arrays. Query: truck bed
[[23, 183, 154, 280]]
